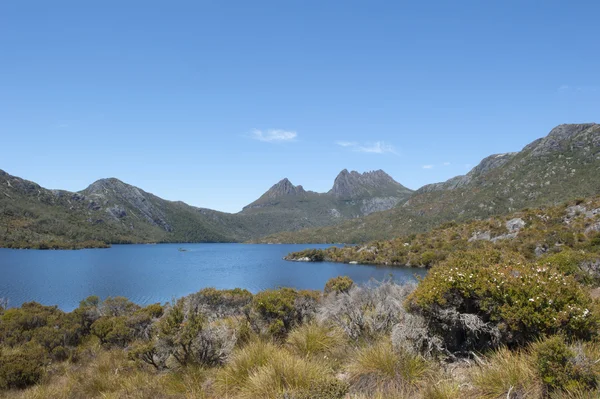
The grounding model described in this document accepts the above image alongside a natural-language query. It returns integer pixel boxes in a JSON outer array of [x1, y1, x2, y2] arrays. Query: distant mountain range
[[0, 166, 411, 248], [1, 123, 599, 248]]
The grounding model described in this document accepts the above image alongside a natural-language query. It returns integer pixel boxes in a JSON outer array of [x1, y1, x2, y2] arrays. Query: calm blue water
[[0, 244, 426, 311]]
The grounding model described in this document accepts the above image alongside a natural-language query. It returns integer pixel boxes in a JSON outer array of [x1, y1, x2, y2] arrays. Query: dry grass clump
[[215, 339, 345, 399], [470, 346, 543, 399], [347, 339, 429, 396], [286, 322, 348, 363], [213, 339, 279, 396]]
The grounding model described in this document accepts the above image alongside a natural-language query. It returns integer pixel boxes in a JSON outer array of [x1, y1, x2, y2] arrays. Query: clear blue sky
[[1, 1, 598, 213]]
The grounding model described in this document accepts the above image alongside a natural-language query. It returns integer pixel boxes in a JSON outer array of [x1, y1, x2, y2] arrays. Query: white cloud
[[335, 141, 357, 147], [443, 162, 451, 166], [250, 129, 297, 143], [336, 140, 397, 154], [422, 164, 434, 169], [558, 84, 597, 93]]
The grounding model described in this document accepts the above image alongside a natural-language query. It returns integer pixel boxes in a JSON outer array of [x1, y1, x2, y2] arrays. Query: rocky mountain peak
[[262, 178, 306, 199], [330, 169, 410, 200], [523, 123, 598, 156], [83, 178, 130, 196]]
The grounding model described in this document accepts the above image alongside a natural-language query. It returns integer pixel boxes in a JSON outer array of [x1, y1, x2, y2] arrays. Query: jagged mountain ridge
[[239, 170, 413, 232], [257, 123, 600, 243]]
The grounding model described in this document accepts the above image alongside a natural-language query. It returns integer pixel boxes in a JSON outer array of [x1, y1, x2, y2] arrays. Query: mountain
[[0, 168, 411, 248], [237, 170, 413, 233], [0, 171, 248, 247], [257, 123, 600, 243]]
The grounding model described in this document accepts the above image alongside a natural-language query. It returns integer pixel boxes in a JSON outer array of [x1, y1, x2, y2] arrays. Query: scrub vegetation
[[2, 195, 600, 398]]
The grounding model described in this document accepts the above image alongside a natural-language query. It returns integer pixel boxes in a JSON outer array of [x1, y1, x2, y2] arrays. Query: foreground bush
[[407, 249, 599, 353], [249, 288, 319, 337], [156, 298, 238, 367], [319, 280, 414, 340], [532, 336, 599, 394], [0, 344, 46, 390], [324, 276, 354, 294]]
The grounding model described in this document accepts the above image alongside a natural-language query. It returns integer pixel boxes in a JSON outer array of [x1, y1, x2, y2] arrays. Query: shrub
[[318, 280, 415, 340], [407, 249, 599, 353], [128, 341, 168, 370], [187, 287, 252, 321], [542, 250, 600, 284], [101, 296, 140, 317], [72, 295, 102, 333], [156, 298, 237, 367], [0, 302, 63, 346], [250, 288, 318, 337], [347, 339, 428, 395], [324, 276, 354, 294], [0, 344, 47, 389], [391, 313, 445, 358], [90, 316, 134, 347], [418, 250, 446, 267], [532, 336, 598, 393]]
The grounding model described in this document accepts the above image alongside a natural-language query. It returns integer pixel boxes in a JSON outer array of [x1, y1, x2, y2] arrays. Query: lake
[[0, 243, 427, 311]]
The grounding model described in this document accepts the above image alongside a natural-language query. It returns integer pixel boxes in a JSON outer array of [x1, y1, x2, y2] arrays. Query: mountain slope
[[0, 171, 247, 247], [258, 123, 600, 243], [0, 168, 412, 248]]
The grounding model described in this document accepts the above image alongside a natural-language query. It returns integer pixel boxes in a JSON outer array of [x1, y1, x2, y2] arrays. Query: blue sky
[[1, 1, 598, 213]]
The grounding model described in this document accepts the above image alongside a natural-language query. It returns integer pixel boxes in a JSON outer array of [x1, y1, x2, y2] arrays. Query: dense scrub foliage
[[2, 199, 600, 397], [1, 273, 599, 398], [407, 249, 599, 354]]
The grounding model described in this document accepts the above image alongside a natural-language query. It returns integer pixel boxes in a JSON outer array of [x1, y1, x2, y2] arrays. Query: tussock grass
[[347, 339, 429, 395], [470, 346, 543, 399], [286, 322, 348, 362], [240, 350, 336, 398], [214, 338, 345, 399], [213, 339, 279, 396], [420, 377, 462, 399]]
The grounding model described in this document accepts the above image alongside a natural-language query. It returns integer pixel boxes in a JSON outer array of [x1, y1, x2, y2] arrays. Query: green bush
[[251, 288, 314, 337], [408, 249, 599, 352], [541, 250, 600, 284], [101, 296, 140, 317], [90, 316, 134, 347], [156, 298, 236, 367], [0, 302, 63, 346], [0, 344, 46, 389], [324, 276, 354, 294], [533, 336, 598, 393]]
